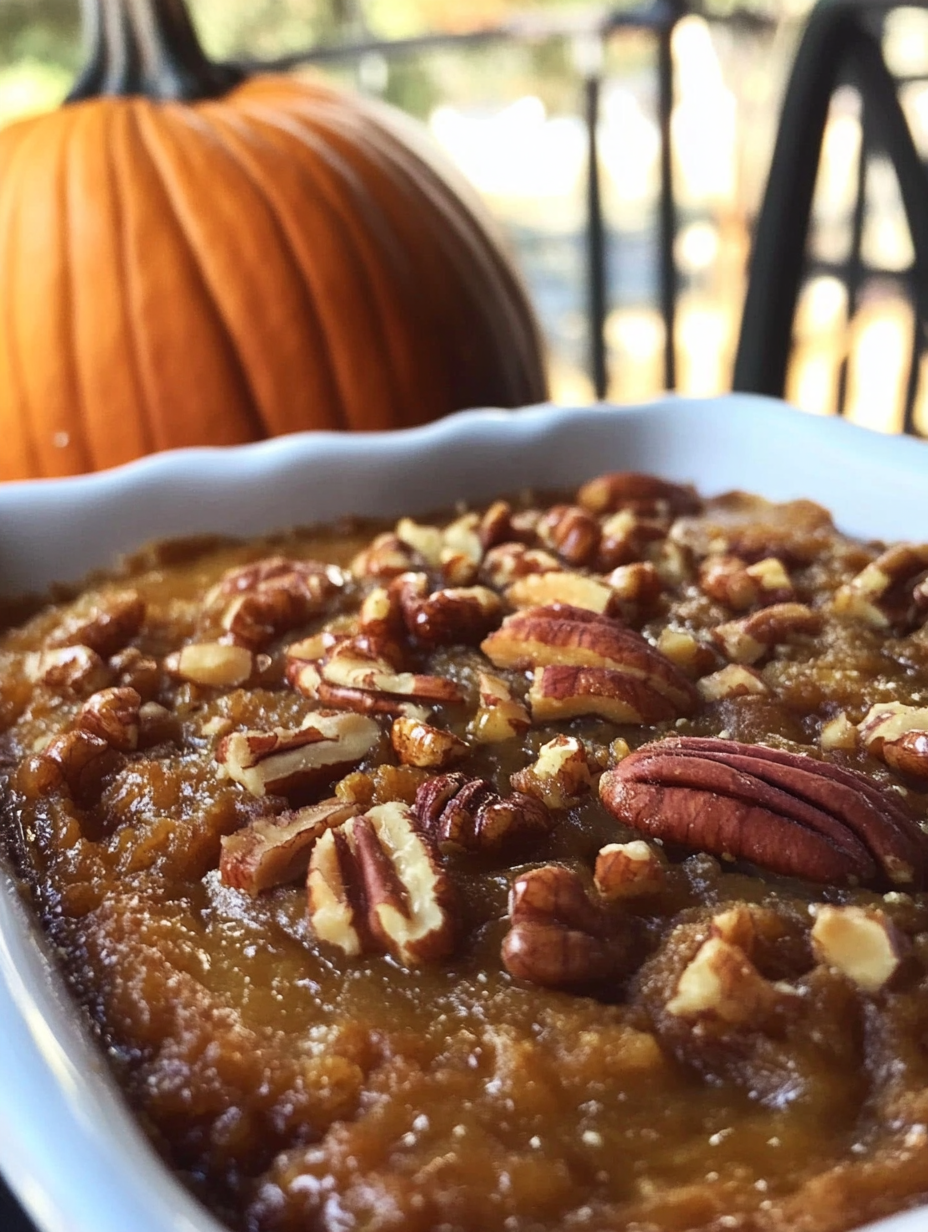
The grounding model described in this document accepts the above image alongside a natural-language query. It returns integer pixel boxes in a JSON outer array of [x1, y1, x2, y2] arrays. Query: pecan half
[[600, 736, 928, 888], [502, 865, 636, 987], [217, 712, 380, 797], [220, 798, 359, 896], [415, 773, 553, 852], [307, 801, 457, 965], [481, 605, 698, 719]]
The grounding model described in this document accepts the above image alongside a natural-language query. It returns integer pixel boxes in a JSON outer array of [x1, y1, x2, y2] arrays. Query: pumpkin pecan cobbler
[[2, 474, 928, 1232]]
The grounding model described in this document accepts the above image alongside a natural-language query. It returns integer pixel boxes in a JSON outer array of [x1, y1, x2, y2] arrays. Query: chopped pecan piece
[[108, 647, 160, 700], [25, 645, 112, 696], [415, 773, 553, 852], [39, 729, 118, 805], [810, 904, 904, 993], [391, 717, 468, 769], [698, 555, 793, 612], [220, 798, 359, 896], [357, 586, 404, 642], [666, 936, 798, 1026], [536, 504, 601, 566], [600, 736, 928, 888], [438, 512, 483, 584], [482, 604, 698, 718], [208, 557, 345, 648], [529, 665, 684, 725], [350, 532, 416, 579], [217, 711, 379, 797], [76, 687, 141, 751], [395, 517, 444, 565], [699, 555, 761, 610], [711, 602, 822, 665], [286, 633, 463, 715], [820, 713, 858, 752], [307, 801, 458, 965], [502, 865, 635, 987], [697, 664, 770, 702], [604, 561, 664, 611], [468, 671, 531, 744], [395, 574, 503, 646], [577, 472, 701, 518], [655, 628, 717, 678], [511, 735, 594, 809], [165, 642, 254, 687], [48, 591, 145, 657], [597, 509, 669, 570], [479, 499, 528, 549], [859, 702, 928, 779], [482, 542, 562, 590], [288, 662, 429, 721], [594, 840, 666, 899], [505, 571, 616, 614], [746, 557, 794, 603], [834, 544, 928, 630]]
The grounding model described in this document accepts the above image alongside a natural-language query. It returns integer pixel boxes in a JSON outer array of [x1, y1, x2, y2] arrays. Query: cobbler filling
[[2, 474, 928, 1232]]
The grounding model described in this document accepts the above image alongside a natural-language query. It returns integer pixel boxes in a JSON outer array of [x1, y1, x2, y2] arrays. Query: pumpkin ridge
[[260, 97, 472, 426], [108, 105, 156, 461], [361, 116, 544, 404], [142, 102, 353, 437], [0, 123, 47, 479], [195, 107, 353, 433], [220, 99, 420, 431], [131, 102, 267, 446], [61, 109, 97, 476], [303, 99, 532, 407]]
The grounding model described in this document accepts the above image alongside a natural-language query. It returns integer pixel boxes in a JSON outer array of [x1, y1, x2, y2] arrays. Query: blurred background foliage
[[4, 0, 925, 432]]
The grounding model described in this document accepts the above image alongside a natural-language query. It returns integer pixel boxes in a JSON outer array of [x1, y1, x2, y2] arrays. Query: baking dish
[[1, 393, 927, 1232]]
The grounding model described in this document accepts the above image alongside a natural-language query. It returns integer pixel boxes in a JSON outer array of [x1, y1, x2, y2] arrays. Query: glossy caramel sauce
[[1, 485, 928, 1232]]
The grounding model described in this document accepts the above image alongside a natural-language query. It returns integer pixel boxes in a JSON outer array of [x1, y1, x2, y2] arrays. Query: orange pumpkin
[[0, 0, 546, 480]]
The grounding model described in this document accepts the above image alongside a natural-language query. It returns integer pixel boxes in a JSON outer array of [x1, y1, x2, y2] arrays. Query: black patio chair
[[732, 0, 928, 433]]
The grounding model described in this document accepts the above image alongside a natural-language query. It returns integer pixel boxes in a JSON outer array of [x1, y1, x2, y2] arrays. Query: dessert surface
[[2, 475, 928, 1232]]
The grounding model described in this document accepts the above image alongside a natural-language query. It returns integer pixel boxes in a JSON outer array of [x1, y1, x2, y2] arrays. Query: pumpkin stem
[[67, 0, 245, 103]]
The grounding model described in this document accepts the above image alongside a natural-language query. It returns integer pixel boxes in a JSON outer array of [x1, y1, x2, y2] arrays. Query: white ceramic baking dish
[[1, 394, 927, 1232]]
